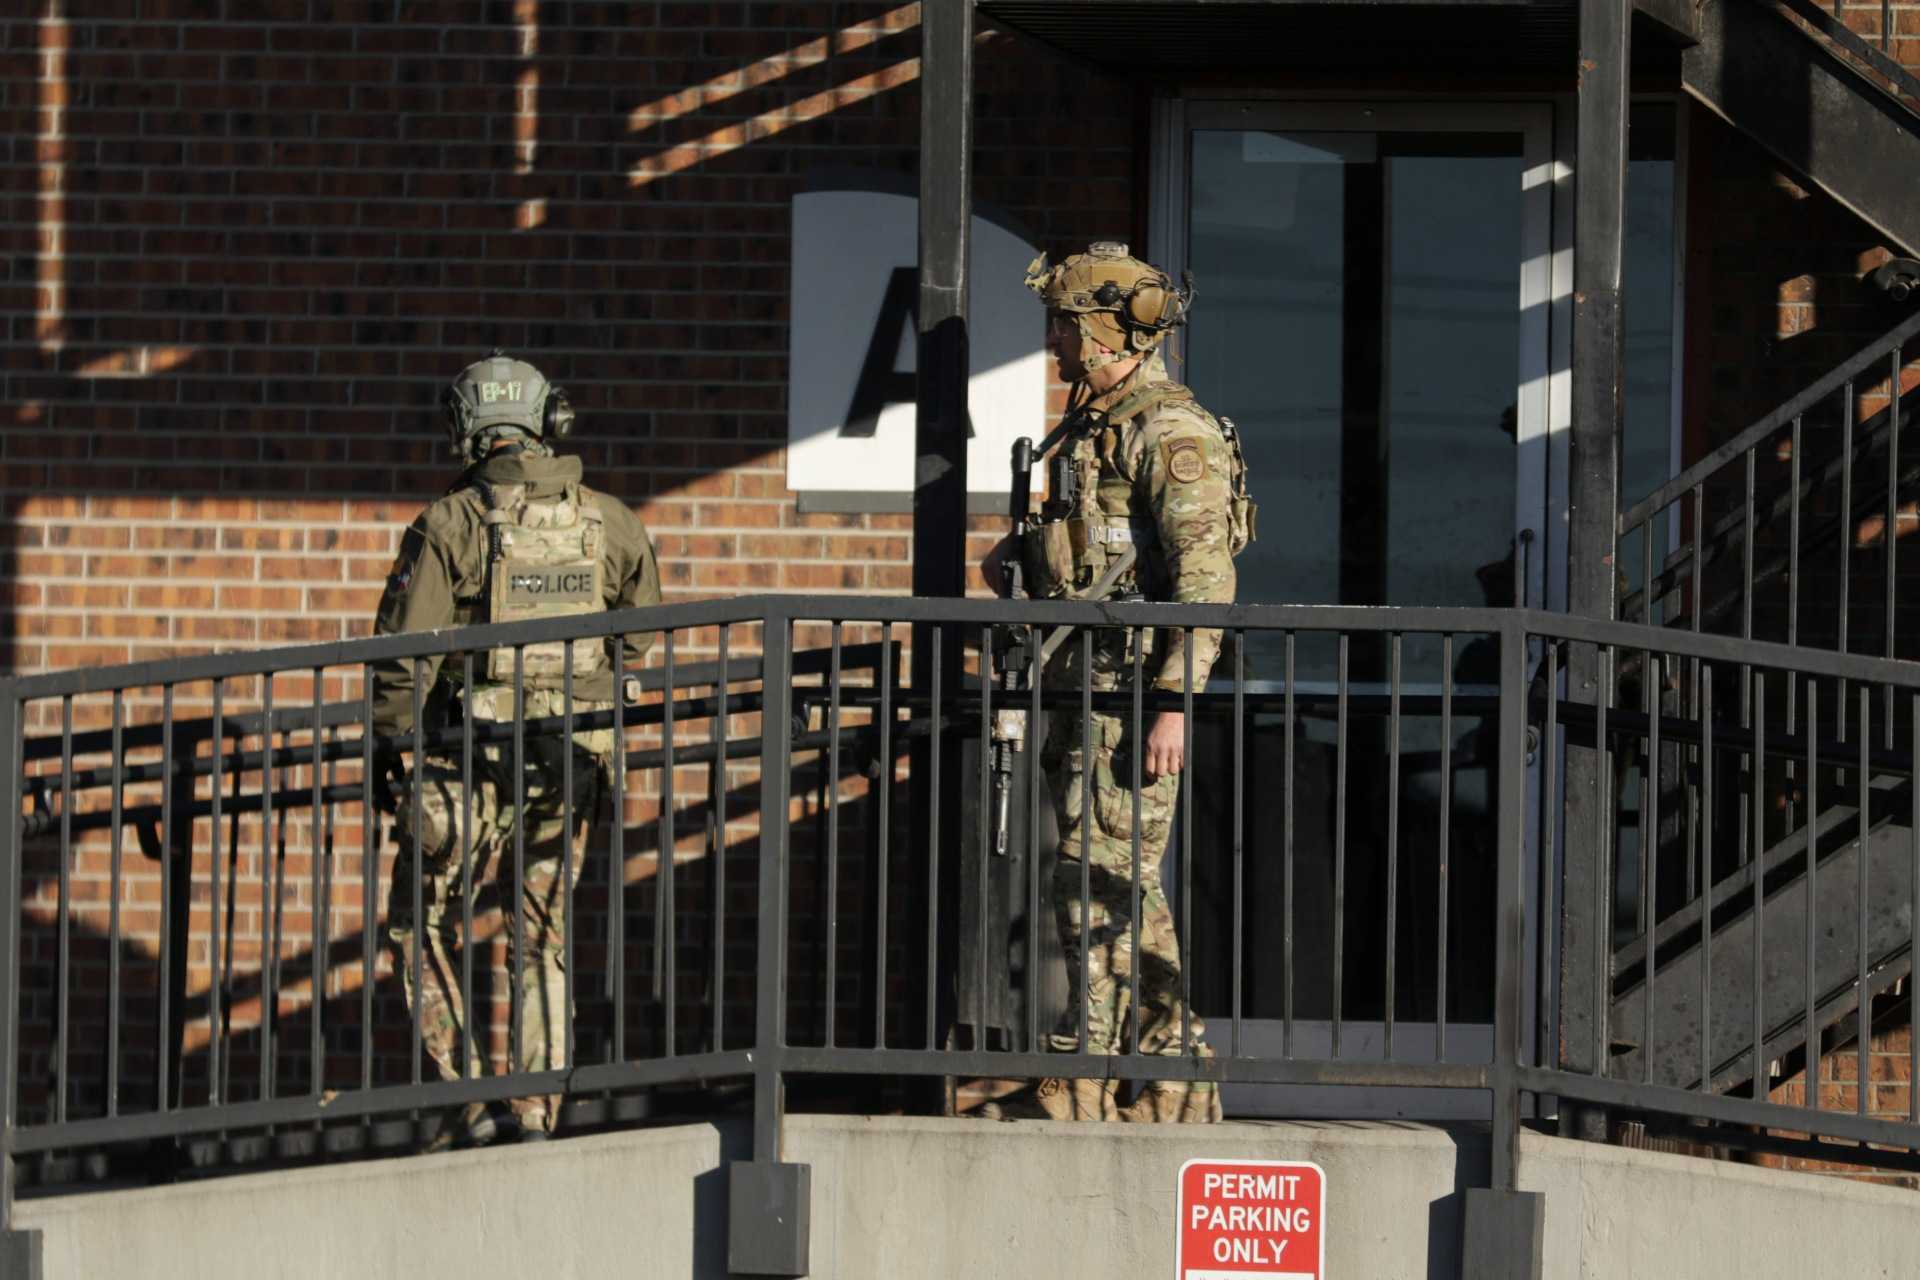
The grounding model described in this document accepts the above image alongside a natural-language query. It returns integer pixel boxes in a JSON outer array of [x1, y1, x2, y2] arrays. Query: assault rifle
[[989, 437, 1036, 857]]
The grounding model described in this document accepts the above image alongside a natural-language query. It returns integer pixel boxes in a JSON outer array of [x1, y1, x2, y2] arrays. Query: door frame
[[1149, 96, 1562, 1117]]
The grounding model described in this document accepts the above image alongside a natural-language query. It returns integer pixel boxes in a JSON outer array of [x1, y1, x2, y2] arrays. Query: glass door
[[1159, 102, 1556, 1116]]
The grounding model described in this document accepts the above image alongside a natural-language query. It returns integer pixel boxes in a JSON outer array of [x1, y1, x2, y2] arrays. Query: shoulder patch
[[1163, 438, 1207, 485], [387, 526, 425, 595]]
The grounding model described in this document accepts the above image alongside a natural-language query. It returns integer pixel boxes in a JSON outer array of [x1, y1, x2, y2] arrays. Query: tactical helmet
[[442, 350, 574, 462], [1024, 241, 1192, 371]]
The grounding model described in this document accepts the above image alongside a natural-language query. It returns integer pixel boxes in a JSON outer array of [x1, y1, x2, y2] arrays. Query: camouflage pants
[[1042, 705, 1210, 1065], [386, 694, 611, 1130]]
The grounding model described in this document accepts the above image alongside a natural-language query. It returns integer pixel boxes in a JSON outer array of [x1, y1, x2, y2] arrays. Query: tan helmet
[[1024, 241, 1192, 370]]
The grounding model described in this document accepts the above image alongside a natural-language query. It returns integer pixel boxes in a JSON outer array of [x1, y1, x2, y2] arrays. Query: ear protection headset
[[1090, 270, 1193, 347]]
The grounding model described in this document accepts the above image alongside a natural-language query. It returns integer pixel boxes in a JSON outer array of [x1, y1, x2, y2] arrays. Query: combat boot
[[417, 1101, 499, 1154], [1120, 1081, 1223, 1124], [1035, 1076, 1119, 1121], [981, 1076, 1117, 1121]]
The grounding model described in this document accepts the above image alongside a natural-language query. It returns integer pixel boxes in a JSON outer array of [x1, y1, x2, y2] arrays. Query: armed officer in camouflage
[[1000, 242, 1254, 1123], [371, 352, 661, 1146]]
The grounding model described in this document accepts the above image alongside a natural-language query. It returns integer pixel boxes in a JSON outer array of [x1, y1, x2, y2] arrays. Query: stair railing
[[1773, 0, 1920, 109]]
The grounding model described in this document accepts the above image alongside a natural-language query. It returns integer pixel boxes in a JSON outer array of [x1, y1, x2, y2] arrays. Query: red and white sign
[[1176, 1159, 1326, 1280]]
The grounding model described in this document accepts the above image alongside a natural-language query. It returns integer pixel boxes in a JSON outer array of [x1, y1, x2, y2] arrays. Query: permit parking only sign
[[1177, 1159, 1325, 1279]]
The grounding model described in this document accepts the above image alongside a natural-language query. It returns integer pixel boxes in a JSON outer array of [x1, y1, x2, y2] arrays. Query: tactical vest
[[468, 479, 609, 694], [1022, 380, 1256, 600]]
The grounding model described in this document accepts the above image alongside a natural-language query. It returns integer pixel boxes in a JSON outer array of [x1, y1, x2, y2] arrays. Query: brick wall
[[0, 1, 1133, 1137], [2, 1, 1128, 672]]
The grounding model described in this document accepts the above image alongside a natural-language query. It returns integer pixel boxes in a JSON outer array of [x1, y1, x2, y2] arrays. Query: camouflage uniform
[[372, 360, 660, 1136], [1018, 244, 1251, 1124]]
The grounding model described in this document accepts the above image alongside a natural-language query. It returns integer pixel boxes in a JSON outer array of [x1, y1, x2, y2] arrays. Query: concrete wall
[[15, 1115, 1920, 1278]]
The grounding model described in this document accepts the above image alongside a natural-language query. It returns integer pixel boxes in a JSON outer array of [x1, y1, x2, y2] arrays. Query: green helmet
[[1024, 241, 1193, 370], [442, 350, 574, 462]]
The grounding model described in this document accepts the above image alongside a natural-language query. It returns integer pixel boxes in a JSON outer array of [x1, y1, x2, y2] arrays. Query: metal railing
[[5, 596, 1920, 1260], [1618, 308, 1920, 673], [1531, 607, 1920, 1166]]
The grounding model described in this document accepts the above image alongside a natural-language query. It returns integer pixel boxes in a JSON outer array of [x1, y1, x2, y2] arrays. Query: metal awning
[[976, 0, 1695, 78], [976, 0, 1583, 75]]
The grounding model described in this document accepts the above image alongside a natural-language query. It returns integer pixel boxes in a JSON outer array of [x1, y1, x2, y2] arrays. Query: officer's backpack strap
[[1103, 379, 1194, 425], [570, 484, 605, 561]]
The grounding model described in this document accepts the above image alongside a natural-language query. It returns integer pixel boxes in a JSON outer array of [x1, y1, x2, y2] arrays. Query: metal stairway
[[1610, 771, 1915, 1091], [1682, 0, 1920, 255], [1603, 304, 1920, 1096]]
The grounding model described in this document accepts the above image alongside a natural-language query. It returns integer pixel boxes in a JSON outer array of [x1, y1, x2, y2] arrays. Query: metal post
[[729, 605, 809, 1277], [906, 0, 974, 1096], [1559, 0, 1631, 1129], [912, 0, 972, 603], [1461, 621, 1545, 1279], [0, 685, 44, 1277]]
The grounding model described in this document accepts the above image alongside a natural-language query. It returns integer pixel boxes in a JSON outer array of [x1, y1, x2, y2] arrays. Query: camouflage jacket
[[371, 451, 661, 736], [1062, 356, 1237, 692]]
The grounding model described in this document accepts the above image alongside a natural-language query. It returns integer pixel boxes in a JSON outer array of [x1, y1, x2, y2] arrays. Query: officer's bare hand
[[1144, 711, 1186, 778], [981, 534, 1017, 597]]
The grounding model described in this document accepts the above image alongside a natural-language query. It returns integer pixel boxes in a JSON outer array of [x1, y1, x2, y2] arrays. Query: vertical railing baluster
[[1752, 672, 1767, 1100], [409, 661, 426, 1089], [1078, 628, 1093, 1054], [212, 684, 227, 1106], [511, 645, 526, 1078], [822, 626, 837, 1049], [925, 624, 943, 1052], [664, 629, 679, 1058], [1594, 646, 1613, 1077], [1129, 633, 1145, 1056], [159, 684, 174, 1113], [1440, 635, 1456, 1063], [0, 685, 24, 1244], [1333, 634, 1348, 1058], [1026, 625, 1042, 1054], [1857, 685, 1871, 1118], [1644, 655, 1661, 1085], [1788, 419, 1803, 830], [459, 654, 475, 1080], [1232, 630, 1245, 1061], [1641, 513, 1656, 627], [1701, 667, 1714, 1093], [359, 671, 373, 1097], [309, 670, 323, 1098], [261, 680, 275, 1104], [1282, 633, 1297, 1059], [1180, 630, 1195, 1057], [1806, 681, 1820, 1111], [612, 635, 628, 1065], [1886, 348, 1901, 745], [876, 624, 893, 1052], [1841, 380, 1856, 752], [1385, 633, 1401, 1059], [977, 625, 992, 1051], [107, 688, 123, 1117], [55, 697, 70, 1124], [562, 648, 576, 1075], [715, 625, 730, 1055]]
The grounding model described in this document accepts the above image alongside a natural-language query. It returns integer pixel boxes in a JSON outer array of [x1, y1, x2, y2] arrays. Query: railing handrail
[[1618, 305, 1920, 533], [2, 597, 1532, 702]]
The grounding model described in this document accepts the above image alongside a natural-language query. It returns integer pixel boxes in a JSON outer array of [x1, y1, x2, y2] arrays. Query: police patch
[[1164, 439, 1207, 485], [387, 554, 413, 594]]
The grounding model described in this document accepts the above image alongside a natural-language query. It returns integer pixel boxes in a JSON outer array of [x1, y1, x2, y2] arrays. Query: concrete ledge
[[14, 1116, 1920, 1278]]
